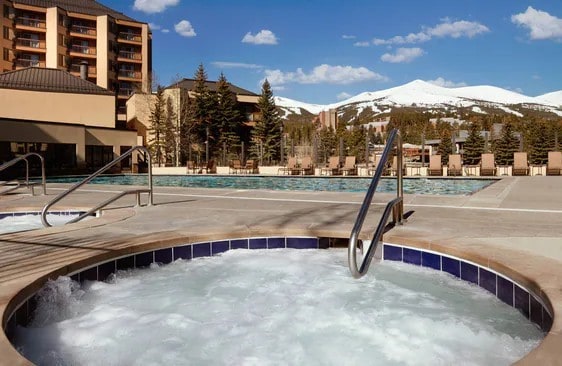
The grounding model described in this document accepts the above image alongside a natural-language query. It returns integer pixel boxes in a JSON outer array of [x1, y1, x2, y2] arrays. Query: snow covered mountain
[[275, 80, 562, 118]]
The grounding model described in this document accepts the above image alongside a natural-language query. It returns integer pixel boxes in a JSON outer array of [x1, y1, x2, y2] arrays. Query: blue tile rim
[[3, 236, 551, 338], [382, 242, 552, 332]]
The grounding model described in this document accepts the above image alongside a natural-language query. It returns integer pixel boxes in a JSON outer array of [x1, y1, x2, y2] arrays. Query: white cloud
[[242, 30, 278, 45], [511, 7, 562, 40], [426, 77, 467, 88], [354, 41, 370, 47], [337, 92, 352, 100], [532, 74, 541, 80], [149, 23, 161, 31], [175, 20, 196, 37], [134, 0, 179, 14], [212, 61, 263, 69], [264, 64, 388, 86], [381, 48, 424, 63], [342, 35, 356, 39], [162, 29, 170, 34], [373, 19, 489, 45]]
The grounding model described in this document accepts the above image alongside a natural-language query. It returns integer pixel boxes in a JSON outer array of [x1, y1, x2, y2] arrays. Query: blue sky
[[104, 0, 562, 104]]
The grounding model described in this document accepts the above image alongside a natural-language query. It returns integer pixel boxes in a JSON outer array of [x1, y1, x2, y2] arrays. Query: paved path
[[1, 176, 561, 365]]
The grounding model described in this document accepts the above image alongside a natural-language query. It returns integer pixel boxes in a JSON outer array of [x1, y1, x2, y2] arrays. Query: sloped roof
[[13, 0, 138, 22], [0, 67, 114, 95], [167, 78, 258, 96]]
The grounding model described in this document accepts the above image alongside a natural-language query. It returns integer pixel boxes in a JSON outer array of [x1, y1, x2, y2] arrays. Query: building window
[[58, 54, 65, 67], [3, 5, 10, 18], [3, 26, 9, 40]]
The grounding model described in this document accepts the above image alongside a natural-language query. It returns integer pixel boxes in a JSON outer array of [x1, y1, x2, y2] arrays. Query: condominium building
[[0, 0, 152, 127]]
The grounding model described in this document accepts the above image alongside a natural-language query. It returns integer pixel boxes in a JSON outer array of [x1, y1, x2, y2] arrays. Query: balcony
[[14, 58, 45, 68], [69, 63, 97, 76], [70, 24, 97, 38], [15, 38, 46, 51], [118, 32, 142, 43], [118, 69, 142, 80], [15, 17, 46, 30], [70, 44, 96, 57], [117, 88, 134, 98], [117, 50, 142, 62]]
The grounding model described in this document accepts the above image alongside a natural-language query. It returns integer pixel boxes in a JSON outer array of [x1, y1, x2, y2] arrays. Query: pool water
[[46, 175, 496, 195], [0, 213, 84, 234], [13, 249, 542, 365]]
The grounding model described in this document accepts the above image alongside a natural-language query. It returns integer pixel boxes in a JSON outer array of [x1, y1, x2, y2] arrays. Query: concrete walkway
[[0, 176, 561, 365]]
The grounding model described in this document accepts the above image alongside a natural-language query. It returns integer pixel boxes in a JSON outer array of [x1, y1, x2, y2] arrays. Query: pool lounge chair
[[320, 156, 341, 175], [367, 155, 382, 175], [201, 159, 216, 174], [278, 157, 297, 175], [447, 154, 462, 176], [428, 155, 443, 176], [388, 156, 405, 177], [244, 159, 259, 174], [479, 153, 496, 176], [513, 152, 529, 176], [229, 159, 243, 174], [340, 156, 357, 176], [295, 156, 314, 175], [186, 160, 197, 174], [546, 151, 562, 176]]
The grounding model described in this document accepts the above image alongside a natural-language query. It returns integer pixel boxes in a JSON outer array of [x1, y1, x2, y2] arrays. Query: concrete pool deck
[[0, 176, 561, 365]]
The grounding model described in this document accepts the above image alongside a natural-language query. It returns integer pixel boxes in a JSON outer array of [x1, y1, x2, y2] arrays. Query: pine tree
[[493, 122, 520, 165], [252, 79, 282, 164], [190, 64, 218, 163], [527, 120, 553, 164], [148, 86, 167, 166], [462, 121, 485, 165], [437, 128, 453, 165], [216, 73, 243, 163]]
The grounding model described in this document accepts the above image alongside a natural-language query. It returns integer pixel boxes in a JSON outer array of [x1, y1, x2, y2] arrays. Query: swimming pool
[[0, 212, 89, 234], [45, 175, 496, 195], [12, 248, 542, 365]]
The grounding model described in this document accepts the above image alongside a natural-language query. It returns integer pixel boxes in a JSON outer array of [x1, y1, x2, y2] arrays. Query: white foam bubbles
[[13, 249, 543, 365]]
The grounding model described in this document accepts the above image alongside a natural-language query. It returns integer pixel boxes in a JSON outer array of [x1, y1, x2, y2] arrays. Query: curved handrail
[[0, 152, 46, 195], [348, 129, 403, 278], [41, 146, 152, 227]]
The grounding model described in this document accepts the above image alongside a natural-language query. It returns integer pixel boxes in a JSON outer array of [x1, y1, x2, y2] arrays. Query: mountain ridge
[[274, 80, 562, 118]]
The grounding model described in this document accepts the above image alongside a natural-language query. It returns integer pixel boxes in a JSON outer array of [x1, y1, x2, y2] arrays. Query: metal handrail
[[41, 146, 153, 227], [0, 153, 46, 196], [348, 129, 404, 278]]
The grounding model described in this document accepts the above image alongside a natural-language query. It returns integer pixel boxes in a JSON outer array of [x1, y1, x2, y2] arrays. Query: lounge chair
[[244, 159, 259, 174], [201, 159, 216, 174], [428, 155, 443, 176], [229, 159, 243, 174], [278, 157, 297, 175], [546, 151, 562, 176], [340, 156, 357, 176], [295, 156, 314, 175], [388, 156, 405, 177], [447, 154, 462, 177], [186, 160, 197, 174], [320, 156, 341, 175], [513, 152, 529, 176], [480, 153, 496, 176]]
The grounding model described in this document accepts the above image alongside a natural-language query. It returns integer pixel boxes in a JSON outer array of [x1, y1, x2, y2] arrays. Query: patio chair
[[388, 156, 405, 176], [229, 159, 243, 174], [245, 159, 259, 174], [480, 153, 496, 176], [546, 151, 562, 176], [447, 154, 462, 177], [320, 156, 341, 176], [278, 157, 297, 175], [513, 152, 529, 176], [428, 155, 443, 176], [201, 159, 216, 174], [186, 160, 197, 174], [296, 156, 314, 175], [367, 154, 382, 175], [340, 156, 357, 176]]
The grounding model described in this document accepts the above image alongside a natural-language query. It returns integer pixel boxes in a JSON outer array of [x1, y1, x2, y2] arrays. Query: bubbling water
[[14, 249, 542, 365]]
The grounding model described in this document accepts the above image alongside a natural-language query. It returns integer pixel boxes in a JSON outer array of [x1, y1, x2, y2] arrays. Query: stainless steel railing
[[41, 146, 153, 227], [0, 152, 46, 196], [348, 129, 404, 278]]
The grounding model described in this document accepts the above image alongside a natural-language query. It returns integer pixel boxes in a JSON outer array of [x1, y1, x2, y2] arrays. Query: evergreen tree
[[527, 120, 553, 164], [148, 86, 167, 166], [216, 73, 243, 163], [251, 79, 282, 164], [462, 121, 485, 165], [164, 97, 177, 165], [191, 64, 218, 162], [493, 122, 520, 165], [317, 127, 337, 164], [437, 128, 453, 165]]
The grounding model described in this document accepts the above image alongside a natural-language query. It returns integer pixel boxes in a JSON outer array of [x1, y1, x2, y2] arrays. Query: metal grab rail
[[0, 153, 46, 196], [348, 129, 404, 278], [41, 146, 153, 227]]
